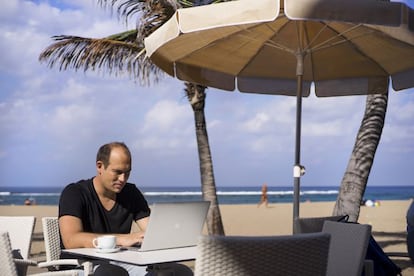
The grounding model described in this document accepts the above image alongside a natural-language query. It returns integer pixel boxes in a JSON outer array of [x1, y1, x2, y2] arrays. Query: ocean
[[0, 185, 413, 206]]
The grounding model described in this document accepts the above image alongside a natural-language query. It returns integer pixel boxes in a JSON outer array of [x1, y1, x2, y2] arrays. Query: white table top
[[63, 246, 197, 266]]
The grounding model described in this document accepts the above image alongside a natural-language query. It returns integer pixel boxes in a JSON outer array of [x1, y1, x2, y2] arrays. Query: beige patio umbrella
[[144, 0, 414, 224]]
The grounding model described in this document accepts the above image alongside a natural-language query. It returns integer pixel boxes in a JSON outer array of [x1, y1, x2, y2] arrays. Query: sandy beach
[[1, 200, 413, 275]]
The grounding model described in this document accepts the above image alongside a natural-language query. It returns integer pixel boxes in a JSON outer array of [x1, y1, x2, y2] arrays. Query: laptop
[[133, 201, 210, 252]]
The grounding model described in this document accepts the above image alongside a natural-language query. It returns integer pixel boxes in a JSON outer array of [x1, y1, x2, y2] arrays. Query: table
[[63, 246, 197, 266]]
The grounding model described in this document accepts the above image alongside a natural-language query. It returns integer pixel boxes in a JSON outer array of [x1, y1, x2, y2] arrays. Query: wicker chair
[[0, 216, 37, 276], [293, 215, 348, 234], [194, 232, 331, 276], [38, 217, 91, 275], [322, 220, 372, 276], [0, 231, 80, 276]]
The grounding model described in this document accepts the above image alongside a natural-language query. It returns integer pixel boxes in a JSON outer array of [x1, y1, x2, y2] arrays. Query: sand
[[1, 200, 413, 275]]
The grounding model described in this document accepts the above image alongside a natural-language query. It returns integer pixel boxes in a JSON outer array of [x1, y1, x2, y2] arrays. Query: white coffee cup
[[92, 235, 116, 249]]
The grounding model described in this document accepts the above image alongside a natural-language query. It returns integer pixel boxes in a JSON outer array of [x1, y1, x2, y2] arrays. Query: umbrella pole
[[293, 51, 304, 233]]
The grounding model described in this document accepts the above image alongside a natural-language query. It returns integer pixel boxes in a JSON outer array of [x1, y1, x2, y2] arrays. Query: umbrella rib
[[295, 20, 310, 55], [243, 22, 377, 56], [234, 23, 296, 54], [302, 23, 332, 53], [308, 24, 373, 53], [261, 19, 296, 54], [262, 40, 296, 54]]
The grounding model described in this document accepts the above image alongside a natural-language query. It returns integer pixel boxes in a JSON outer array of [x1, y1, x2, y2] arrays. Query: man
[[59, 142, 150, 275]]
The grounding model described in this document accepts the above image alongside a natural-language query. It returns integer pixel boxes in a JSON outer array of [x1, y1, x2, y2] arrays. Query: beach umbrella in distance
[[144, 0, 414, 228]]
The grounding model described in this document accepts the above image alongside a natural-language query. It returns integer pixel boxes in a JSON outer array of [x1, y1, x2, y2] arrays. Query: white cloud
[[243, 112, 270, 133], [49, 104, 95, 135], [238, 97, 295, 135], [59, 79, 92, 100], [303, 120, 344, 137], [142, 100, 191, 133], [137, 100, 194, 152], [0, 0, 18, 19]]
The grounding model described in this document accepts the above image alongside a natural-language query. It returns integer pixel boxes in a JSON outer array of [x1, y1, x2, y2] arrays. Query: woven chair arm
[[38, 259, 81, 268], [14, 258, 38, 266], [31, 270, 83, 276]]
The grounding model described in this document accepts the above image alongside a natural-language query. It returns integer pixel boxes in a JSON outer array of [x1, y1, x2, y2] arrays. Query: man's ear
[[97, 161, 103, 169]]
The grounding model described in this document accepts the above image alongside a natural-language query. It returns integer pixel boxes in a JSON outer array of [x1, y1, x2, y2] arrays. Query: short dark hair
[[96, 142, 131, 168]]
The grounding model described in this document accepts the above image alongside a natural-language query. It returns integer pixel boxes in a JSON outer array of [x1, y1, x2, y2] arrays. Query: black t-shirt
[[59, 178, 150, 245]]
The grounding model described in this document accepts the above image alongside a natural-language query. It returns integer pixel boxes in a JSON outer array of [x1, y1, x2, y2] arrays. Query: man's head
[[96, 142, 131, 168], [95, 142, 132, 194]]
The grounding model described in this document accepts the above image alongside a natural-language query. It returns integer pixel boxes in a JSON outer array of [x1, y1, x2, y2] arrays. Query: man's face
[[97, 147, 131, 193]]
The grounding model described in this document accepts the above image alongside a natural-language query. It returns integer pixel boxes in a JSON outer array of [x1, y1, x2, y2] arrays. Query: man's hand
[[116, 231, 145, 247]]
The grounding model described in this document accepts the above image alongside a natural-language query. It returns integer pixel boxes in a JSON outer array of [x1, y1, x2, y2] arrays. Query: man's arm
[[116, 216, 150, 246], [59, 215, 98, 249], [60, 215, 151, 248], [136, 216, 150, 232]]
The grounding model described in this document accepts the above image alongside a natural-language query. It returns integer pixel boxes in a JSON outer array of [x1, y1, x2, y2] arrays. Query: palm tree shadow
[[373, 231, 406, 248], [372, 231, 413, 271], [392, 258, 413, 271]]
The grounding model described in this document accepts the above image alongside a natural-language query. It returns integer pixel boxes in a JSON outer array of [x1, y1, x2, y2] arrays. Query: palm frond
[[95, 1, 177, 38], [137, 1, 177, 39], [96, 0, 174, 30], [98, 0, 142, 21], [106, 29, 139, 42], [39, 0, 232, 84], [39, 35, 162, 85]]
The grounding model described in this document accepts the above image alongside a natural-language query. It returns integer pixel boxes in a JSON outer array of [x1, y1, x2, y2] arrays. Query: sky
[[1, 0, 414, 190]]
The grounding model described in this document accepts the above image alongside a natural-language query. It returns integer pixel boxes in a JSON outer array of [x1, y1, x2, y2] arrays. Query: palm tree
[[39, 0, 225, 235], [332, 0, 392, 224], [185, 83, 224, 234], [333, 93, 389, 222]]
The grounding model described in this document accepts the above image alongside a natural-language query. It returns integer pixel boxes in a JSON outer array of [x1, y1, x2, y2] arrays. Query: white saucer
[[95, 247, 120, 253]]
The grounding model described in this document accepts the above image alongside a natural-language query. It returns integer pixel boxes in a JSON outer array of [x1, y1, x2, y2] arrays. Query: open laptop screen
[[138, 201, 210, 251]]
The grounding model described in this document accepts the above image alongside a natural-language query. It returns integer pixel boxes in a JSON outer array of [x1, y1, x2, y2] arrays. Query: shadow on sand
[[373, 231, 413, 271]]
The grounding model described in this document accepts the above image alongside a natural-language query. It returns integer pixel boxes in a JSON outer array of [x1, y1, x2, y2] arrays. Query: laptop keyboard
[[123, 244, 142, 251]]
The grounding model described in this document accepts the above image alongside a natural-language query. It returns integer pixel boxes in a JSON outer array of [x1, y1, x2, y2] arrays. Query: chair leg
[[83, 261, 94, 275], [364, 260, 374, 276]]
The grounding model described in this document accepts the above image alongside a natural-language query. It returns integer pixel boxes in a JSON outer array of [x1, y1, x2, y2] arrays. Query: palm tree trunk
[[333, 92, 388, 222], [185, 82, 225, 235]]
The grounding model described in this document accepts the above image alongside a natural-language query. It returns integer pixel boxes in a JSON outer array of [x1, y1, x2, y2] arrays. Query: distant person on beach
[[58, 142, 189, 275], [257, 183, 269, 208], [24, 198, 35, 205]]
